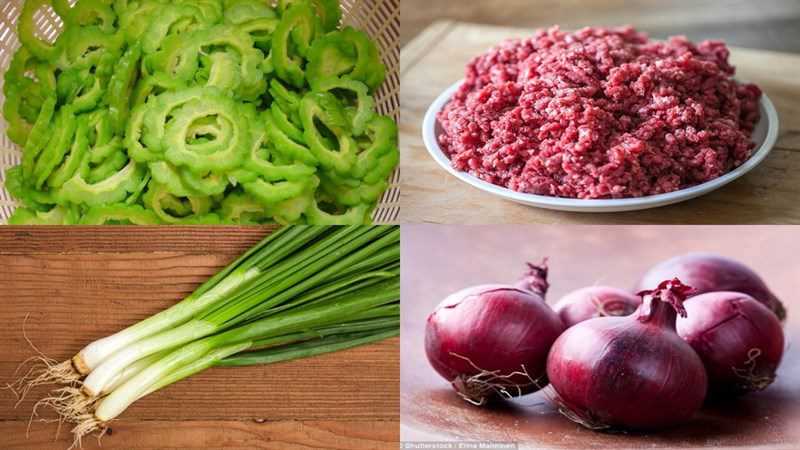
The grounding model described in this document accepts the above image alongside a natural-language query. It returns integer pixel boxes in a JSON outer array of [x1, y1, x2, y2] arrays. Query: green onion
[[72, 226, 328, 375], [80, 227, 398, 396], [18, 226, 398, 446]]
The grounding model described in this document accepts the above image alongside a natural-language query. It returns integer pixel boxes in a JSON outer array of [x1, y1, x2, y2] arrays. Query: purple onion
[[637, 253, 785, 320], [677, 291, 784, 395], [425, 263, 564, 405], [547, 279, 707, 430], [553, 286, 641, 327]]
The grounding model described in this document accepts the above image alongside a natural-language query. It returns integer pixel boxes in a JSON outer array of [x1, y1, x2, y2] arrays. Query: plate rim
[[422, 78, 780, 211]]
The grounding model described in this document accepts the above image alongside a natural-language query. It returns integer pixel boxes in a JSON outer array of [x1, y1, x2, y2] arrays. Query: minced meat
[[437, 26, 761, 199]]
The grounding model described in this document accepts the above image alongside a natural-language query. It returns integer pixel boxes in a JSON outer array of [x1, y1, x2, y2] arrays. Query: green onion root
[[8, 357, 81, 404]]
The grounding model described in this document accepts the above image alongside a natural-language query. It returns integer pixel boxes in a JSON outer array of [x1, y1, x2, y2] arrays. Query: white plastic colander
[[0, 0, 400, 224]]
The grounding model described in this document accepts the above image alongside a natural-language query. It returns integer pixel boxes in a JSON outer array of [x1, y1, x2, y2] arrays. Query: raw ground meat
[[437, 26, 762, 199]]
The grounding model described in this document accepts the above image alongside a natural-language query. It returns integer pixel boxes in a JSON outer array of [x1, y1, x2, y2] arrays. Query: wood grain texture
[[0, 226, 277, 253], [400, 225, 800, 448], [0, 420, 398, 449], [0, 227, 399, 448], [400, 0, 800, 52], [399, 21, 800, 224]]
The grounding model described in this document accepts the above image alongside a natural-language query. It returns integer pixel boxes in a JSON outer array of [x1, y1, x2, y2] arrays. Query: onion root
[[556, 405, 612, 431], [732, 348, 776, 391], [70, 415, 107, 450], [8, 357, 81, 405], [34, 386, 100, 424], [449, 353, 544, 406]]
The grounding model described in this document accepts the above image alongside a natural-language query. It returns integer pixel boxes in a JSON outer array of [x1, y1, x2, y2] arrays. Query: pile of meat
[[437, 26, 761, 198]]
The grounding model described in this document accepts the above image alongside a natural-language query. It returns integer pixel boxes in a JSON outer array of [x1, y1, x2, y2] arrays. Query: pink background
[[401, 225, 800, 447]]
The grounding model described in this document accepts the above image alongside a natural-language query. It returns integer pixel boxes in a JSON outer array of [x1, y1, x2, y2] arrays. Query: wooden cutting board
[[0, 227, 399, 449], [399, 21, 800, 224], [400, 225, 800, 448]]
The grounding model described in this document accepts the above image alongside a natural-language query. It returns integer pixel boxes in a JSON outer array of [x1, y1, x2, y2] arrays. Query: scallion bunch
[[14, 225, 399, 446]]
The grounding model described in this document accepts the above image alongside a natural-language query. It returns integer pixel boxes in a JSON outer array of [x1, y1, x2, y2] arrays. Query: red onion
[[677, 291, 784, 395], [553, 286, 641, 328], [424, 262, 564, 405], [637, 253, 785, 320], [546, 279, 707, 430]]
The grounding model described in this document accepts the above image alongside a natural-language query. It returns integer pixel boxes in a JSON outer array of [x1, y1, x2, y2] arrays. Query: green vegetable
[[7, 204, 79, 225], [19, 0, 63, 62], [4, 166, 55, 212], [141, 179, 219, 224], [20, 95, 57, 183], [66, 0, 117, 32], [218, 191, 268, 224], [55, 159, 145, 207], [107, 43, 141, 134], [300, 91, 362, 174], [304, 197, 374, 224], [47, 115, 90, 188], [223, 0, 278, 50], [16, 226, 398, 445], [272, 2, 318, 89], [4, 0, 396, 225], [3, 47, 56, 145], [277, 0, 342, 33], [27, 107, 75, 189], [311, 75, 376, 135], [306, 26, 386, 93], [78, 203, 161, 225]]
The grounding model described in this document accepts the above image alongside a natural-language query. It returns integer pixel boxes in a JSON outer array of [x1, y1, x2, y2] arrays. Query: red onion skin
[[425, 284, 565, 403], [637, 253, 785, 320], [546, 279, 707, 430], [553, 286, 641, 328], [677, 292, 784, 395], [514, 260, 549, 296]]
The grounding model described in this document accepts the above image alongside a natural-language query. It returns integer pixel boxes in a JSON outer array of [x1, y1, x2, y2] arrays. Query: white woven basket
[[0, 0, 399, 224]]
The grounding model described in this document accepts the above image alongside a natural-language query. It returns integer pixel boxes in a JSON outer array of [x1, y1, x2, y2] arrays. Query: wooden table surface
[[400, 0, 800, 52], [399, 21, 800, 224], [400, 225, 800, 448], [0, 227, 399, 449]]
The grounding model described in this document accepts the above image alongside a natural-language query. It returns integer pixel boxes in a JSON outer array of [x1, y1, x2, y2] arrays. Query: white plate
[[422, 79, 779, 212]]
